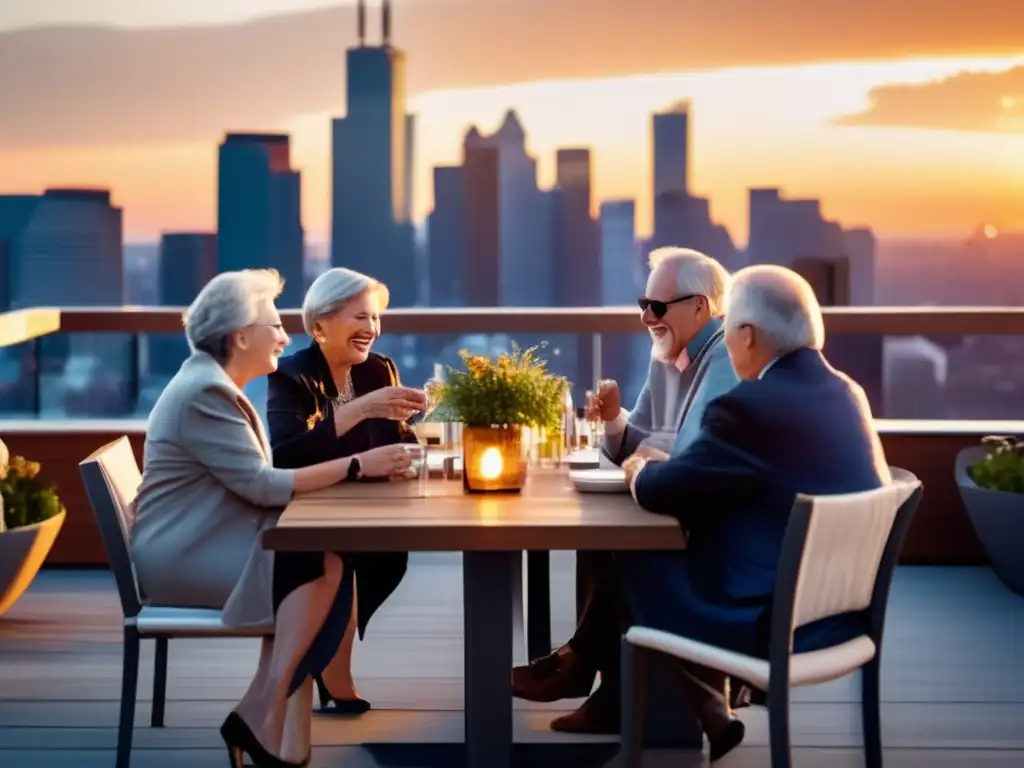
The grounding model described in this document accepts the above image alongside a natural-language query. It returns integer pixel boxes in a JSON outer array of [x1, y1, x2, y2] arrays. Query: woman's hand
[[355, 386, 428, 421], [355, 443, 419, 479], [333, 386, 427, 436]]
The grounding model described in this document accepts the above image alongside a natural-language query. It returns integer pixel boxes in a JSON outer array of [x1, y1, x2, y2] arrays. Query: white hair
[[302, 267, 390, 336], [647, 247, 730, 314], [183, 269, 284, 361], [724, 265, 825, 353]]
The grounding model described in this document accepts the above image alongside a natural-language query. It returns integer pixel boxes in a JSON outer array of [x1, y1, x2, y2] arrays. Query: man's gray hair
[[302, 267, 390, 336], [647, 247, 730, 315], [183, 269, 284, 362], [724, 265, 825, 353]]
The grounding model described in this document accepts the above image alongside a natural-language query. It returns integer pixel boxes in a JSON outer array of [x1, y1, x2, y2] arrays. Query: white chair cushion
[[624, 626, 876, 691], [132, 606, 273, 638]]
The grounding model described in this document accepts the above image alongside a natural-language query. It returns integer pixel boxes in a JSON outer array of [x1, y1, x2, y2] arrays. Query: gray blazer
[[602, 316, 739, 463], [131, 352, 294, 628]]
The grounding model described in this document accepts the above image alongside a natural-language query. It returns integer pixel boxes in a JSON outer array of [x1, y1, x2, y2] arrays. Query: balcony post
[[591, 332, 603, 389]]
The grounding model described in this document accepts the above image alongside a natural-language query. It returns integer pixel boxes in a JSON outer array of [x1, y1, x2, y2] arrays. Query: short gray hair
[[647, 247, 730, 314], [724, 265, 824, 353], [302, 267, 390, 335], [183, 269, 284, 362]]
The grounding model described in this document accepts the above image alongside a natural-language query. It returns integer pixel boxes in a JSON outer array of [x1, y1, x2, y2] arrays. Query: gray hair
[[302, 267, 390, 336], [724, 265, 825, 354], [183, 269, 284, 362], [647, 247, 730, 314]]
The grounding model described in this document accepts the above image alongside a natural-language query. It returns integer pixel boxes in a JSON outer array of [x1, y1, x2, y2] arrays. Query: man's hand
[[586, 379, 621, 422], [632, 444, 669, 462], [622, 454, 648, 487]]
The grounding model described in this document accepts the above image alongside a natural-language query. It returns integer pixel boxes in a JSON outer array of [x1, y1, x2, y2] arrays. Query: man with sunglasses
[[512, 247, 740, 733], [589, 246, 739, 462]]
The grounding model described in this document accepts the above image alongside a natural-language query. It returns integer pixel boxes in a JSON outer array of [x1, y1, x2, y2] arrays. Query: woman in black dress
[[266, 267, 427, 731]]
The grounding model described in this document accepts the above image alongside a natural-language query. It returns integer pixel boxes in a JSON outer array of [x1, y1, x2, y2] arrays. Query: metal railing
[[3, 305, 1024, 422], [54, 305, 1024, 336]]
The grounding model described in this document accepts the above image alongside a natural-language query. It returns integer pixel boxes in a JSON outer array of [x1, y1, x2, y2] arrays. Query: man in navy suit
[[513, 265, 890, 761], [618, 264, 891, 758]]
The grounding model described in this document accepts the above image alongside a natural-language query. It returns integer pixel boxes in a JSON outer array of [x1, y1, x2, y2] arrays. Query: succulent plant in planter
[[968, 436, 1024, 494], [956, 435, 1024, 597], [0, 441, 67, 615], [0, 452, 65, 531], [0, 436, 7, 533]]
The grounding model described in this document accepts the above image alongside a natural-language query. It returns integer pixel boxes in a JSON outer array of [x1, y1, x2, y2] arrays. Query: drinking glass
[[405, 442, 429, 496]]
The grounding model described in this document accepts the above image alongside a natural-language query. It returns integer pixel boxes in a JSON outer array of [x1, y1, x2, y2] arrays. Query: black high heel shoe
[[313, 675, 372, 715], [219, 712, 308, 768]]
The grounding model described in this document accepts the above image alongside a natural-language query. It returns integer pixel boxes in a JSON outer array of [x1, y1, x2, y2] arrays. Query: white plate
[[569, 468, 630, 494], [565, 449, 601, 470]]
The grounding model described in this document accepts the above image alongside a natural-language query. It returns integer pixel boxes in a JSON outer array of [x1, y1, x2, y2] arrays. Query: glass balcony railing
[[1, 306, 1024, 422]]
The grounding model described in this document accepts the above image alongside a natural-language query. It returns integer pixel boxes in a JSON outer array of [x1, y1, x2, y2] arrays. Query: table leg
[[463, 551, 515, 768], [511, 551, 527, 663], [526, 550, 552, 660]]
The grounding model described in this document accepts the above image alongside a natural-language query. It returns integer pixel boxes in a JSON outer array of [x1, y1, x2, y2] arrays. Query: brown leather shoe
[[549, 684, 620, 734], [511, 646, 596, 703]]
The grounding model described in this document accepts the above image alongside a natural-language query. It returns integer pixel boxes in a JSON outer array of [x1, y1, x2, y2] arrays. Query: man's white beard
[[650, 329, 676, 363]]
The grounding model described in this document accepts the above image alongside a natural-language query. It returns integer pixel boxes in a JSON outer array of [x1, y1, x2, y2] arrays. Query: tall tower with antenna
[[331, 0, 416, 306]]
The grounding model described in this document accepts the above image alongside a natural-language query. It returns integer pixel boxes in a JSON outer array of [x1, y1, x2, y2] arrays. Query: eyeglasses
[[638, 294, 699, 319], [248, 322, 285, 332]]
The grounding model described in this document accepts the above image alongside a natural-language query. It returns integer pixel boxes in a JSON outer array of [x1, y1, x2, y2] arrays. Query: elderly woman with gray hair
[[130, 269, 419, 767], [266, 267, 426, 720]]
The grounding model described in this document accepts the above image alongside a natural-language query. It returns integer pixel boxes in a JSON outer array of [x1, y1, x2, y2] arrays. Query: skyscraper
[[0, 188, 123, 308], [461, 137, 501, 306], [216, 133, 304, 307], [598, 200, 637, 306], [745, 187, 883, 414], [551, 148, 599, 400], [427, 166, 466, 307], [652, 102, 690, 202], [463, 111, 553, 306], [331, 0, 416, 306], [0, 189, 126, 415], [649, 104, 737, 269], [150, 232, 218, 377], [552, 148, 599, 308]]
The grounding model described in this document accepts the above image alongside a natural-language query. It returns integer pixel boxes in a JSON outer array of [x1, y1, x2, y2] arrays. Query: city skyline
[[1, 3, 1022, 243]]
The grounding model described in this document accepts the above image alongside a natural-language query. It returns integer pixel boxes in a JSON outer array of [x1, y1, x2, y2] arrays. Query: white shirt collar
[[757, 357, 781, 380]]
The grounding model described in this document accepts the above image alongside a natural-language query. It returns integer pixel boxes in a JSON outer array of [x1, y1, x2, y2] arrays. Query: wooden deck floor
[[2, 556, 1023, 767]]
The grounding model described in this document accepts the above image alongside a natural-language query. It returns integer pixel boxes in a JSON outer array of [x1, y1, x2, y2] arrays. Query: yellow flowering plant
[[427, 344, 566, 431], [0, 453, 64, 530]]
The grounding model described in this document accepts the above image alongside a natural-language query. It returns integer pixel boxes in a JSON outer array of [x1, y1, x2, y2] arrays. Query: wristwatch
[[347, 456, 361, 481]]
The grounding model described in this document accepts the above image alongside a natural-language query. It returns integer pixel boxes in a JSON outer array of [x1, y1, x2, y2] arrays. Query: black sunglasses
[[638, 294, 699, 319]]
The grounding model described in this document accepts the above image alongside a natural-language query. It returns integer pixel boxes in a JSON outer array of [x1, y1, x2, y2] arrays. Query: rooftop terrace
[[2, 306, 1024, 766], [2, 560, 1023, 767]]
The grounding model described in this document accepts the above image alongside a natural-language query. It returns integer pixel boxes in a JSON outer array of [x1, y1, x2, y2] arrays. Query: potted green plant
[[955, 435, 1024, 596], [0, 442, 67, 615], [428, 344, 565, 493]]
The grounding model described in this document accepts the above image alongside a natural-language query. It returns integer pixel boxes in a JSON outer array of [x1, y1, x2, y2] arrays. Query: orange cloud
[[834, 65, 1024, 132], [2, 0, 1024, 149]]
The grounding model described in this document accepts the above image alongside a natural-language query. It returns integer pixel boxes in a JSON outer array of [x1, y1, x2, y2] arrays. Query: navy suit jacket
[[624, 347, 891, 658]]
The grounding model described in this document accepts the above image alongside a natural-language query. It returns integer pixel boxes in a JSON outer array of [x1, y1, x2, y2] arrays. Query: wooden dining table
[[263, 468, 697, 768]]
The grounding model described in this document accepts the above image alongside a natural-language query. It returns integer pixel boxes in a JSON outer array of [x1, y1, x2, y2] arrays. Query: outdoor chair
[[619, 470, 923, 768], [79, 436, 272, 768]]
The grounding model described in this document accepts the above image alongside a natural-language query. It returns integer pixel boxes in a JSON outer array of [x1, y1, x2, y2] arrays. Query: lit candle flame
[[479, 447, 503, 480]]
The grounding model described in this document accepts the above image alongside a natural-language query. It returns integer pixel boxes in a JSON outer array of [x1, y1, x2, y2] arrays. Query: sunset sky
[[1, 1, 1022, 244]]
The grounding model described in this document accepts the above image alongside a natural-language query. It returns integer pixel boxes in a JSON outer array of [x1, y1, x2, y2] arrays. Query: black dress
[[266, 341, 415, 694]]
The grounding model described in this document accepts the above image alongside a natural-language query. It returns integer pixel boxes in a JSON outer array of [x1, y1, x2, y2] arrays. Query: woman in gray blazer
[[131, 269, 418, 768]]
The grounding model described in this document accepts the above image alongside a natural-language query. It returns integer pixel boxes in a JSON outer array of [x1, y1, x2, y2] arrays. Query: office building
[[217, 133, 304, 307], [331, 0, 416, 306]]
